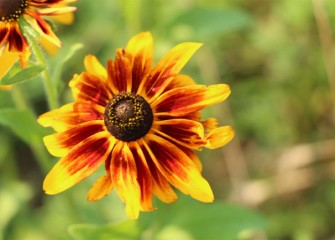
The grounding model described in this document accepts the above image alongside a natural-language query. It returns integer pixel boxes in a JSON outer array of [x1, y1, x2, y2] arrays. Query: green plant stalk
[[29, 37, 58, 110]]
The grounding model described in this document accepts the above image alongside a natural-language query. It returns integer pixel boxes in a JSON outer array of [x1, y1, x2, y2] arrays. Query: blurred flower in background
[[0, 0, 77, 70]]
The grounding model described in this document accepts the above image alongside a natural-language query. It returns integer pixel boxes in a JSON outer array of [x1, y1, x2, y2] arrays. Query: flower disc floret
[[104, 93, 153, 142], [0, 0, 27, 22]]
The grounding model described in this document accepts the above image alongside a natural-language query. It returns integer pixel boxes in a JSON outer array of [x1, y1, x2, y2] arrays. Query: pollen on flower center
[[0, 0, 28, 22], [104, 93, 153, 142]]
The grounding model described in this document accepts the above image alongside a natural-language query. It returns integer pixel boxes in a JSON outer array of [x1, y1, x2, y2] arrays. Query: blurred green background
[[1, 0, 335, 239]]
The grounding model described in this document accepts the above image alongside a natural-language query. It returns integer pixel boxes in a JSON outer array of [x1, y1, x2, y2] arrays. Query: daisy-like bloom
[[38, 32, 234, 219], [0, 0, 77, 68]]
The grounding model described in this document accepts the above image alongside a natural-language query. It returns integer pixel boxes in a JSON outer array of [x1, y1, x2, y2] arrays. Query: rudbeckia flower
[[38, 32, 235, 219], [0, 0, 77, 68]]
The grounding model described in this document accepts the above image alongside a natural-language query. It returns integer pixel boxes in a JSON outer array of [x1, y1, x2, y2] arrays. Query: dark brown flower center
[[104, 93, 153, 142], [0, 0, 28, 22]]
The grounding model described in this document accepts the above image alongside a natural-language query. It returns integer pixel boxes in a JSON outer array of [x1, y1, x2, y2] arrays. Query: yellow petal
[[205, 126, 235, 149], [143, 134, 214, 202], [39, 35, 58, 55], [43, 132, 114, 194], [142, 42, 202, 100], [43, 120, 105, 157], [125, 32, 153, 94], [153, 84, 231, 117], [129, 142, 154, 212], [87, 175, 113, 201], [0, 45, 19, 80], [110, 142, 141, 219], [38, 102, 104, 132], [202, 118, 218, 132], [50, 12, 75, 25], [84, 54, 107, 79]]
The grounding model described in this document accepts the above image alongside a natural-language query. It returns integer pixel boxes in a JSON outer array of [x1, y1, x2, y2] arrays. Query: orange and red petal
[[110, 142, 141, 219], [129, 142, 154, 211], [143, 134, 214, 203], [153, 119, 206, 150], [69, 72, 111, 106], [178, 144, 203, 172], [87, 175, 113, 201], [141, 42, 202, 101], [25, 11, 62, 47], [43, 120, 105, 157], [163, 74, 196, 93], [38, 102, 104, 132], [152, 84, 231, 117], [7, 23, 28, 52], [107, 50, 133, 94], [0, 23, 10, 45], [43, 131, 114, 195], [205, 126, 235, 149], [202, 118, 218, 132], [0, 23, 31, 68], [29, 0, 77, 7], [139, 138, 178, 203], [124, 32, 153, 94]]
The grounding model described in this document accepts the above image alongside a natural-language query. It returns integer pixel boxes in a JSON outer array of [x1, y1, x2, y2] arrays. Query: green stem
[[29, 36, 58, 110]]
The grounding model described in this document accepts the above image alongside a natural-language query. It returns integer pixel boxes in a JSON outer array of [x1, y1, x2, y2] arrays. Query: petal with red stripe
[[143, 134, 213, 202], [43, 120, 105, 157], [110, 142, 141, 219], [124, 32, 153, 94], [140, 42, 202, 101], [153, 84, 230, 117], [43, 131, 114, 194], [38, 102, 104, 132]]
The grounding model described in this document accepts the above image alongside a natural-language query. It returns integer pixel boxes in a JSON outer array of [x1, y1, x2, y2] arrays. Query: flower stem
[[29, 36, 58, 110]]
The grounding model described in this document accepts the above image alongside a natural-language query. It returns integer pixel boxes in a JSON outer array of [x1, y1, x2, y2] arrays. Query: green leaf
[[140, 198, 265, 240], [68, 220, 140, 240], [68, 198, 265, 240], [0, 109, 49, 144], [0, 61, 45, 85], [169, 8, 252, 40]]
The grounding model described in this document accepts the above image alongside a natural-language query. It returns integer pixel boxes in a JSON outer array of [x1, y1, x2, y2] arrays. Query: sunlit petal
[[87, 175, 113, 201], [38, 102, 104, 132], [153, 84, 231, 117], [43, 120, 105, 157], [205, 126, 235, 149], [124, 32, 153, 94], [110, 142, 141, 219], [140, 42, 202, 101], [143, 134, 214, 202], [43, 132, 114, 195]]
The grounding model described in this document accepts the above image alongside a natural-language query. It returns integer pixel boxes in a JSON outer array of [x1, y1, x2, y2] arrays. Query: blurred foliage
[[1, 0, 335, 239]]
